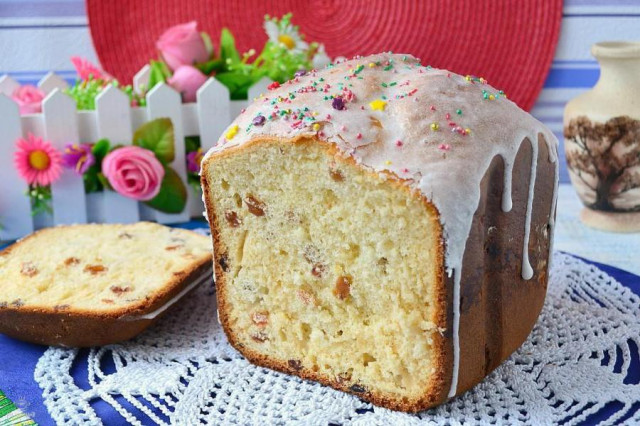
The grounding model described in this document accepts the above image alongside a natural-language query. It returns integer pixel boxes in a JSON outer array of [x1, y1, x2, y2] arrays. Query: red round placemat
[[86, 0, 562, 111]]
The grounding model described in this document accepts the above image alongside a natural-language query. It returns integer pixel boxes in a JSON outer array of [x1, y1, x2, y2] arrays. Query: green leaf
[[148, 60, 172, 91], [185, 135, 201, 153], [195, 58, 225, 75], [83, 166, 101, 193], [201, 31, 214, 57], [97, 172, 112, 191], [144, 167, 187, 213], [92, 138, 111, 162], [219, 28, 241, 64], [133, 118, 175, 164], [214, 72, 258, 100]]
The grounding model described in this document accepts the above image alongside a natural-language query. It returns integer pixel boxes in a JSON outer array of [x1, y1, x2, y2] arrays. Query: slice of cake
[[0, 222, 212, 347], [201, 53, 558, 412]]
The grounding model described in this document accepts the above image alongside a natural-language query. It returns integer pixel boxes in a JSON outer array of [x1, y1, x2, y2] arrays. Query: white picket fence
[[0, 66, 272, 241]]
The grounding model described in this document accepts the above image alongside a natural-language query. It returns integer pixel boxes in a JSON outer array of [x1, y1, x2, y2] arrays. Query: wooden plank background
[[1, 0, 639, 184]]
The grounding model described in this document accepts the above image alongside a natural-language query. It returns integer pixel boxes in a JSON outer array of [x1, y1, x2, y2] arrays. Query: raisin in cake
[[201, 53, 558, 412], [0, 222, 212, 347]]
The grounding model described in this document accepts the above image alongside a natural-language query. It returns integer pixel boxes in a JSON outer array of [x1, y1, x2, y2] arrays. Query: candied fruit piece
[[245, 195, 266, 216], [84, 264, 107, 275], [225, 210, 242, 227], [251, 311, 269, 326], [333, 275, 352, 300]]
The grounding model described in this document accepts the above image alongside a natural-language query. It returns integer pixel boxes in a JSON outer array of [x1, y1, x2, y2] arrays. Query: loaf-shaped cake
[[201, 53, 558, 412], [0, 222, 212, 347]]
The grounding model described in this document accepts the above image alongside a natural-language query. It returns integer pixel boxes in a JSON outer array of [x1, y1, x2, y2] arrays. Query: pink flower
[[156, 21, 209, 71], [186, 148, 203, 173], [71, 56, 111, 81], [11, 85, 45, 114], [13, 133, 63, 186], [102, 146, 165, 201], [167, 65, 208, 102], [62, 143, 95, 174]]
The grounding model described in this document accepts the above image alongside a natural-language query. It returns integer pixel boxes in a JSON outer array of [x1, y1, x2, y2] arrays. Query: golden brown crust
[[202, 136, 451, 412], [0, 224, 213, 347]]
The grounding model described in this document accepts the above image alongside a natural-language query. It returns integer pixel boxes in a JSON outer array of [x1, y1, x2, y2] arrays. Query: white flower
[[264, 18, 308, 52], [312, 44, 331, 69]]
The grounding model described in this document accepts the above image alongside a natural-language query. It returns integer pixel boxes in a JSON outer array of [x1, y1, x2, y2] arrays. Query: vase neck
[[592, 42, 640, 95], [595, 57, 640, 93]]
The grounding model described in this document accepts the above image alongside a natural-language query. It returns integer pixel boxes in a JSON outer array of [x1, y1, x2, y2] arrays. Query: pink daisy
[[70, 56, 112, 82], [14, 134, 63, 186]]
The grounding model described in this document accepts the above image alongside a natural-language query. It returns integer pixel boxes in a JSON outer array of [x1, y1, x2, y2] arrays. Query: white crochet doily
[[34, 250, 640, 425]]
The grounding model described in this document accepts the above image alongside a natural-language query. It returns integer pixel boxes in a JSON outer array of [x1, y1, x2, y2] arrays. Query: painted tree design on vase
[[564, 115, 640, 212]]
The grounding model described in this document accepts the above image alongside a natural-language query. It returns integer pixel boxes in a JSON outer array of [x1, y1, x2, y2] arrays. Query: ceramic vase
[[564, 41, 640, 232]]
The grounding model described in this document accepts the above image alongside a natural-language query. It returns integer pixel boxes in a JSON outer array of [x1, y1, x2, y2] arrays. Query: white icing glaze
[[203, 53, 559, 399], [120, 267, 213, 321], [521, 138, 539, 281]]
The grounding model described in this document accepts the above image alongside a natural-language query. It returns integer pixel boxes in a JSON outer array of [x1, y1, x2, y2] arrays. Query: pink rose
[[156, 21, 209, 71], [70, 56, 111, 81], [102, 146, 165, 201], [167, 65, 208, 102], [11, 85, 45, 114]]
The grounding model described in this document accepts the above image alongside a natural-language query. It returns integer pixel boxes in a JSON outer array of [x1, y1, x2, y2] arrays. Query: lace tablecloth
[[29, 248, 640, 425]]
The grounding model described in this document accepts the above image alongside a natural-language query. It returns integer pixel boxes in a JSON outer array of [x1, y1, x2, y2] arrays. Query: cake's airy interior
[[206, 138, 444, 401]]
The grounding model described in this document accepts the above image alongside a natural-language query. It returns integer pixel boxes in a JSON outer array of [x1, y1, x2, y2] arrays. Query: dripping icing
[[447, 267, 462, 398], [501, 156, 514, 212], [521, 136, 539, 280]]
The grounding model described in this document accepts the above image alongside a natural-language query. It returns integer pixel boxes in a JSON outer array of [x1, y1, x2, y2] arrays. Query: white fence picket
[[38, 72, 69, 94], [95, 85, 140, 224], [134, 65, 150, 93], [0, 95, 34, 240], [0, 75, 20, 96], [42, 89, 87, 225], [198, 78, 230, 151], [146, 83, 190, 223]]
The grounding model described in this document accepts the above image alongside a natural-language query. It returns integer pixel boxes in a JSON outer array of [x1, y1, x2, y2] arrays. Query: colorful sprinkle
[[294, 69, 307, 77], [438, 143, 451, 151], [430, 123, 439, 131], [267, 82, 281, 90], [332, 97, 346, 110], [385, 160, 392, 165], [430, 105, 436, 111], [312, 123, 321, 131], [356, 133, 363, 139], [396, 140, 403, 147], [456, 109, 462, 115], [225, 125, 239, 140], [252, 115, 266, 126], [369, 99, 387, 111]]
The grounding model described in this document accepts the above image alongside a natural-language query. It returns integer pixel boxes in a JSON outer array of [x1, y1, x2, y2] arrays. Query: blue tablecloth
[[1, 221, 638, 425]]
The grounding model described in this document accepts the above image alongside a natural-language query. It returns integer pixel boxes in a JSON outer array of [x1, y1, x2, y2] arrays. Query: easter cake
[[201, 53, 558, 412], [0, 222, 212, 347]]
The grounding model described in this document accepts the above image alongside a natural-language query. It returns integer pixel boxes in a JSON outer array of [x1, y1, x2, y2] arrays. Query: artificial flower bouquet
[[14, 119, 186, 215], [8, 14, 329, 218]]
